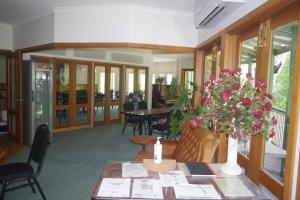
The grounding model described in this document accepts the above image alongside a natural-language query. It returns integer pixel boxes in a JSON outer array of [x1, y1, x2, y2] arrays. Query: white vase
[[221, 135, 242, 175]]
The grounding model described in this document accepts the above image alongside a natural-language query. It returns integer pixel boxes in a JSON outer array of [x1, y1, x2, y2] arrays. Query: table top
[[91, 161, 269, 200], [121, 107, 173, 116]]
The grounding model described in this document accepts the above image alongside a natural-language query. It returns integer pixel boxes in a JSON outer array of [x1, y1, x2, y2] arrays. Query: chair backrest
[[28, 124, 50, 174], [172, 120, 219, 163], [123, 102, 134, 111], [138, 101, 147, 110]]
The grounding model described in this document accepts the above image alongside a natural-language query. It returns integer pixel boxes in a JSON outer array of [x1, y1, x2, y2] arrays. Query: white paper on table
[[97, 178, 131, 198], [214, 178, 255, 197], [122, 163, 148, 177], [131, 179, 164, 199], [159, 170, 189, 187], [174, 184, 221, 199]]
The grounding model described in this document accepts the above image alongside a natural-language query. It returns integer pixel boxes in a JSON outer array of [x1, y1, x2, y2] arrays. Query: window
[[166, 74, 173, 85]]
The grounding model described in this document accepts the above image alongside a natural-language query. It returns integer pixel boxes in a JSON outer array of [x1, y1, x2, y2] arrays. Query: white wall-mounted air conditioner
[[194, 0, 245, 29]]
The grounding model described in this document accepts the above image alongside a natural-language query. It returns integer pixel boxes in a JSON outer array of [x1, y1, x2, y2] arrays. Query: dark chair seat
[[0, 163, 33, 182]]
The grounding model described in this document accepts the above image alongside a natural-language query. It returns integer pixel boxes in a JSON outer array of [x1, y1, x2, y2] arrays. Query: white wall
[[197, 0, 267, 45], [0, 23, 13, 50], [14, 14, 54, 49], [54, 6, 130, 42], [128, 6, 196, 47]]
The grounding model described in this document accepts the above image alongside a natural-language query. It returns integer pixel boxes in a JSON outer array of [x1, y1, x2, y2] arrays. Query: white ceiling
[[0, 0, 203, 26]]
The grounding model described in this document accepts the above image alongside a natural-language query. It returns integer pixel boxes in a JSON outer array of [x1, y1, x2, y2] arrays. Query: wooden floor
[[0, 133, 22, 163]]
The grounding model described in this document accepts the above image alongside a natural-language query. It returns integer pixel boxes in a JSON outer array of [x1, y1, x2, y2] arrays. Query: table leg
[[148, 117, 152, 136], [138, 118, 143, 135]]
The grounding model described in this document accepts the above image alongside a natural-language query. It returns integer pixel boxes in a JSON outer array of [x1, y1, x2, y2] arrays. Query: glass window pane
[[110, 67, 120, 120], [216, 50, 221, 77], [76, 107, 88, 124], [56, 109, 70, 127], [94, 66, 105, 122], [240, 37, 258, 80], [204, 54, 212, 81], [76, 64, 88, 104], [56, 63, 70, 105], [126, 68, 134, 96], [138, 69, 146, 101], [263, 23, 298, 183], [166, 74, 173, 85], [152, 74, 156, 84]]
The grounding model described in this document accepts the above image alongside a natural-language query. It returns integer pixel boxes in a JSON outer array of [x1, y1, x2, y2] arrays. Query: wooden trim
[[192, 50, 205, 108], [0, 49, 12, 55], [221, 33, 239, 69], [215, 132, 228, 163], [260, 170, 284, 200], [15, 51, 23, 146], [18, 43, 195, 53], [237, 153, 249, 172], [283, 5, 300, 199], [181, 68, 194, 86], [53, 124, 91, 133], [270, 4, 299, 30], [297, 155, 300, 200]]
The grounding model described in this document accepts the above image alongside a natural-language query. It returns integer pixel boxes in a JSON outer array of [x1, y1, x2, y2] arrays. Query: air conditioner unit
[[194, 0, 245, 29]]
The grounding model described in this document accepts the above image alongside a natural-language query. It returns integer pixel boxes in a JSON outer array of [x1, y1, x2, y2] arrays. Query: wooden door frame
[[181, 68, 194, 87]]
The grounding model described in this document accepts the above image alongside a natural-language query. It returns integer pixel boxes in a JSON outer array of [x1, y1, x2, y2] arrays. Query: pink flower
[[269, 128, 276, 138], [190, 120, 197, 129], [246, 73, 254, 80], [202, 92, 209, 99], [221, 89, 232, 101], [210, 75, 216, 81], [203, 98, 212, 105], [204, 80, 210, 87], [194, 116, 202, 125], [255, 80, 267, 89], [271, 116, 277, 125], [263, 93, 273, 99], [253, 122, 263, 129], [235, 68, 241, 73], [232, 83, 240, 90], [253, 110, 263, 118], [159, 119, 167, 125], [263, 102, 272, 111], [241, 97, 252, 108]]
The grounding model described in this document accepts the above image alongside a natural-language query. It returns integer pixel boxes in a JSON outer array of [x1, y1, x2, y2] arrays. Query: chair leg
[[1, 183, 7, 200], [28, 178, 36, 193], [33, 178, 47, 200], [121, 122, 127, 135]]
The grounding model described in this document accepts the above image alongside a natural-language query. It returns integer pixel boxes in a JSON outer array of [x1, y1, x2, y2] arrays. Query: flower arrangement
[[192, 68, 277, 140], [132, 93, 139, 103]]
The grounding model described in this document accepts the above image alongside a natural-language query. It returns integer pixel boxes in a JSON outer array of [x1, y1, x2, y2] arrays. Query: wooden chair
[[133, 120, 219, 163]]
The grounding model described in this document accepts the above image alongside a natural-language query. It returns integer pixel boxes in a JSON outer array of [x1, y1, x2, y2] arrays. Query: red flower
[[202, 92, 208, 99], [204, 80, 210, 87], [263, 102, 272, 111], [235, 68, 241, 73], [159, 119, 167, 125], [253, 110, 263, 118], [263, 93, 273, 99], [271, 116, 277, 125], [241, 97, 252, 108], [255, 80, 267, 89], [190, 120, 197, 129], [194, 116, 202, 125], [221, 89, 232, 101], [232, 83, 240, 90], [253, 122, 263, 129], [246, 73, 254, 80]]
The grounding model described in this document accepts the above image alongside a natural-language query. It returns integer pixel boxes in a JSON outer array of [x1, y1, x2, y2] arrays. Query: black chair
[[151, 111, 172, 138], [122, 102, 139, 135], [138, 101, 147, 110], [0, 124, 50, 200]]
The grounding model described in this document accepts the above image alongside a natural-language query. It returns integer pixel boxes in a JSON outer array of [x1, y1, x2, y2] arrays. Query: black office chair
[[151, 111, 172, 138], [0, 124, 50, 200], [122, 102, 139, 135]]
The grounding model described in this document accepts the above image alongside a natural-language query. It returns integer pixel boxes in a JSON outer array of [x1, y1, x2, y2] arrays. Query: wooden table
[[129, 136, 155, 160], [91, 161, 268, 200], [121, 107, 173, 135]]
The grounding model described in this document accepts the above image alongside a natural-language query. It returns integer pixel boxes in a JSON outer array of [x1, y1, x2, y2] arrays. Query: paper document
[[174, 184, 221, 199], [122, 163, 148, 177], [131, 179, 164, 199], [159, 170, 189, 187], [97, 178, 130, 198], [214, 178, 255, 197]]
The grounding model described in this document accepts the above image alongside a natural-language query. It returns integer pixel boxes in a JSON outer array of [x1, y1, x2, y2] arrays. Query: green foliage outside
[[271, 52, 290, 111]]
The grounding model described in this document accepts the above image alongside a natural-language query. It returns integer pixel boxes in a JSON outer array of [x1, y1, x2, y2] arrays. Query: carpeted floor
[[4, 123, 139, 200]]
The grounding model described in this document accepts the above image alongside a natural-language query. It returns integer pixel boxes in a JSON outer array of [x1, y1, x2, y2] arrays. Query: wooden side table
[[129, 136, 155, 160]]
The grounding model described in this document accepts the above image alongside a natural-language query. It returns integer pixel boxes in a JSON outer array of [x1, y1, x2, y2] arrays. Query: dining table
[[121, 107, 173, 135]]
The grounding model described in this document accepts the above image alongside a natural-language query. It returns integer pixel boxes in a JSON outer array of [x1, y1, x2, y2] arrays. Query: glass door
[[94, 65, 106, 124], [125, 67, 135, 101], [263, 22, 298, 183], [138, 68, 146, 101], [204, 53, 212, 81], [75, 62, 90, 125], [53, 60, 72, 128]]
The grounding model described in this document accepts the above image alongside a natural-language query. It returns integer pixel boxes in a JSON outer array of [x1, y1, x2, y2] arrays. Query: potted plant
[[192, 68, 277, 175]]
